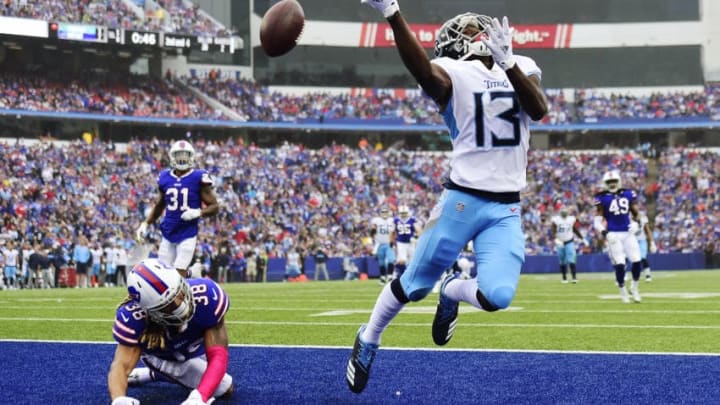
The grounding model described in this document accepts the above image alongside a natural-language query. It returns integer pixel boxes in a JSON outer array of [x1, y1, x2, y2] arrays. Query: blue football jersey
[[594, 189, 637, 232], [158, 169, 213, 243], [112, 278, 230, 361], [393, 217, 418, 243]]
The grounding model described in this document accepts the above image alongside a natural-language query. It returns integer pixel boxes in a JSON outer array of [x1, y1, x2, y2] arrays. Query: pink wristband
[[197, 346, 229, 401]]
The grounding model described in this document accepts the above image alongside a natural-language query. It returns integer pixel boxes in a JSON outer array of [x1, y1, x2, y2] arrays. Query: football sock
[[631, 261, 642, 281], [131, 367, 155, 384], [394, 263, 406, 278], [560, 264, 567, 280], [614, 264, 626, 287], [642, 259, 650, 271], [444, 278, 483, 310], [361, 282, 405, 345]]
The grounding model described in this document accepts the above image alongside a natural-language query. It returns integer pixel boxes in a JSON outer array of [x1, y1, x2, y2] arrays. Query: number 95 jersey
[[158, 168, 213, 243], [431, 55, 541, 193], [594, 189, 637, 232], [112, 278, 230, 361]]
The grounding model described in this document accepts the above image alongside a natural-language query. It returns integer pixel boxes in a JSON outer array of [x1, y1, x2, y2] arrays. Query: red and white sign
[[359, 23, 573, 49]]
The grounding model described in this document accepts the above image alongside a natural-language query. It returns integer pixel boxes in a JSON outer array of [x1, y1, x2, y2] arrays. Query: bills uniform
[[398, 55, 540, 305], [112, 278, 232, 394], [551, 215, 578, 265], [157, 168, 213, 270], [594, 189, 641, 265], [393, 216, 419, 265]]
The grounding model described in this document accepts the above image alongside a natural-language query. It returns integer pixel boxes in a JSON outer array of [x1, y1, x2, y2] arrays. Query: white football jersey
[[633, 214, 649, 241], [551, 215, 576, 242], [371, 216, 394, 244], [431, 55, 541, 192]]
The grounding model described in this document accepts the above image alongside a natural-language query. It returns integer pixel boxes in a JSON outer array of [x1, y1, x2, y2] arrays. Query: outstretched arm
[[108, 344, 142, 401], [362, 0, 452, 108]]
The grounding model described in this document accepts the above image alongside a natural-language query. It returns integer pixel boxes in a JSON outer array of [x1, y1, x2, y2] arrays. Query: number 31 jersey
[[594, 189, 637, 232], [158, 168, 213, 243], [431, 55, 542, 193], [112, 278, 230, 361]]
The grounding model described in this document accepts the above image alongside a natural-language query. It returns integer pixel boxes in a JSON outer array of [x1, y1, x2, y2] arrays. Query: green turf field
[[1, 270, 719, 353]]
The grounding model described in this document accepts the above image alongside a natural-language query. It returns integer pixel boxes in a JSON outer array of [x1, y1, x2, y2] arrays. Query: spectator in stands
[[312, 243, 330, 281], [213, 244, 231, 283]]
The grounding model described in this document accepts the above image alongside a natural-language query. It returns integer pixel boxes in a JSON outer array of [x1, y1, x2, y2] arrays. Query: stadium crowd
[[0, 72, 225, 120], [0, 138, 718, 288], [1, 0, 227, 36], [2, 70, 720, 125]]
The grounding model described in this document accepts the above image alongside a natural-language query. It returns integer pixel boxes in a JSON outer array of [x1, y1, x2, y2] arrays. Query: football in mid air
[[260, 0, 305, 57]]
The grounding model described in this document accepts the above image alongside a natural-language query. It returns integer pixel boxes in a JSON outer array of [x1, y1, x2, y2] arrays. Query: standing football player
[[392, 204, 421, 279], [631, 211, 657, 282], [370, 206, 395, 284], [346, 1, 547, 394], [551, 208, 585, 284], [108, 258, 233, 405], [135, 140, 219, 278], [593, 170, 647, 303]]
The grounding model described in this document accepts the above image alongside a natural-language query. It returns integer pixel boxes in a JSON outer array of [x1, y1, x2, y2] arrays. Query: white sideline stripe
[[1, 317, 720, 330], [1, 338, 719, 357]]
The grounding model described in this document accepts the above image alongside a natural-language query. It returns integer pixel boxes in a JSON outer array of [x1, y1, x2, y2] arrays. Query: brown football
[[260, 0, 305, 57]]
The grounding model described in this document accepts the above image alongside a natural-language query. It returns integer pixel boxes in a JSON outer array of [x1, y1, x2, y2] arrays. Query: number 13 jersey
[[431, 55, 541, 193]]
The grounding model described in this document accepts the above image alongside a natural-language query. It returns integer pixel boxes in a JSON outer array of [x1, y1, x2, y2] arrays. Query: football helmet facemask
[[602, 170, 622, 193], [435, 13, 494, 60], [398, 204, 410, 220], [169, 140, 195, 171], [126, 258, 195, 327]]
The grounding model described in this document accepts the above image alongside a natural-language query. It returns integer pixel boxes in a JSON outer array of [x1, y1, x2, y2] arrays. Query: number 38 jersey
[[431, 55, 542, 193], [594, 189, 637, 232], [112, 278, 230, 361], [158, 168, 213, 243]]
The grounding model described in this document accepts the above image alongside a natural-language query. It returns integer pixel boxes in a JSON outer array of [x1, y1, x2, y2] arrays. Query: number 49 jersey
[[594, 188, 637, 232], [158, 168, 213, 243], [112, 278, 230, 361], [431, 55, 541, 193]]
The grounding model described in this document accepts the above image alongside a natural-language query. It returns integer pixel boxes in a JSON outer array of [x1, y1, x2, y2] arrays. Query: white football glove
[[135, 222, 148, 243], [361, 0, 400, 18], [649, 241, 658, 254], [181, 208, 202, 221], [480, 16, 516, 70], [180, 389, 215, 405], [554, 238, 564, 249], [112, 396, 140, 405]]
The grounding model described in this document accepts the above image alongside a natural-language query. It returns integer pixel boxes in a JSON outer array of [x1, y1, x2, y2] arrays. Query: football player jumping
[[135, 140, 219, 278], [108, 258, 233, 405], [347, 0, 547, 394]]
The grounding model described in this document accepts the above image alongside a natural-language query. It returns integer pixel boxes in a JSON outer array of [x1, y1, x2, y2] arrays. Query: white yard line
[[0, 338, 718, 357]]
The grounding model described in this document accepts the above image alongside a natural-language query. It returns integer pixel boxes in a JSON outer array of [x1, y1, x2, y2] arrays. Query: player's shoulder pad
[[157, 168, 172, 182], [514, 55, 542, 80], [189, 278, 230, 326], [193, 169, 214, 186], [112, 302, 146, 346]]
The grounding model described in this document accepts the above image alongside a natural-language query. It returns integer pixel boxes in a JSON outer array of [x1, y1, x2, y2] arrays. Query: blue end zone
[[1, 341, 718, 404]]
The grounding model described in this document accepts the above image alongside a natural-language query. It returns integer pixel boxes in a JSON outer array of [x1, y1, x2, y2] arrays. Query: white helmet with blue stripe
[[126, 258, 195, 327]]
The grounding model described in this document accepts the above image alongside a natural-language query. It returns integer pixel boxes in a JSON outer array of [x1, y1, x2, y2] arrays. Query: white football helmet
[[398, 204, 410, 220], [380, 206, 390, 218], [169, 140, 195, 171], [126, 258, 195, 327], [435, 13, 493, 60], [602, 170, 622, 193]]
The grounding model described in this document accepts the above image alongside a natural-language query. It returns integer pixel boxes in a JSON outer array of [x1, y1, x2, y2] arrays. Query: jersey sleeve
[[628, 189, 638, 203], [199, 169, 214, 186], [112, 303, 147, 346], [593, 193, 603, 206], [190, 279, 230, 329], [515, 55, 542, 80]]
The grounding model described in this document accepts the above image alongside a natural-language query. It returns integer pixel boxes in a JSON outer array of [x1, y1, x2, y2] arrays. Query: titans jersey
[[431, 55, 541, 193], [551, 215, 576, 242], [393, 217, 418, 244], [594, 189, 637, 232], [633, 214, 649, 241], [112, 278, 229, 361], [158, 169, 213, 243], [371, 217, 394, 244]]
